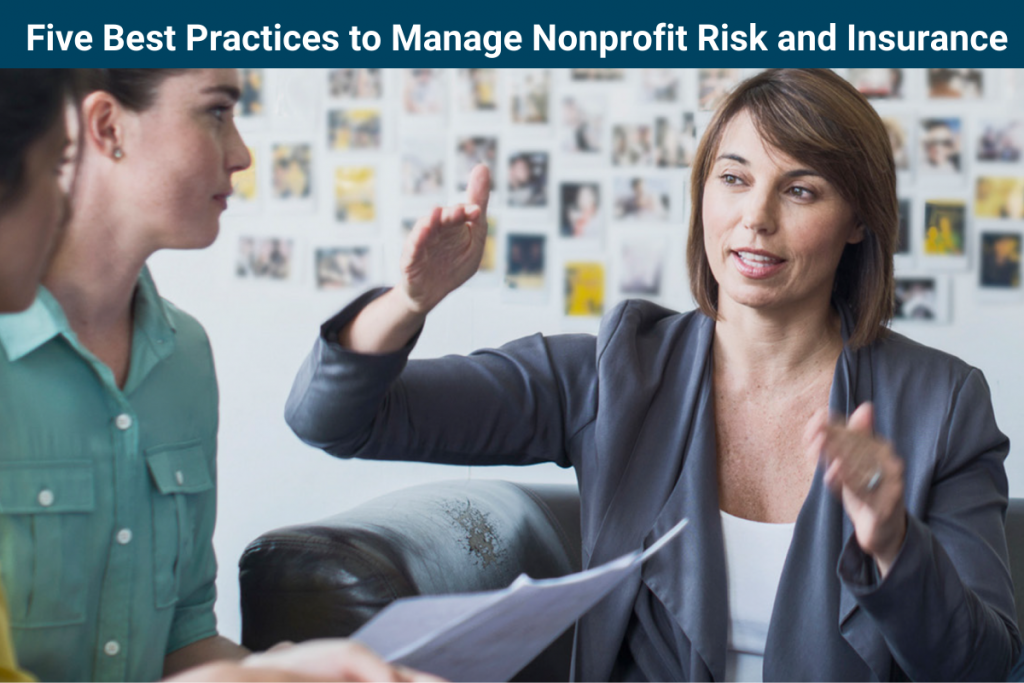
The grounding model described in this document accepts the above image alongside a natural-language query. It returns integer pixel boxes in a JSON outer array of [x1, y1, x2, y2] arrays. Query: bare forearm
[[339, 288, 427, 355], [163, 635, 249, 678]]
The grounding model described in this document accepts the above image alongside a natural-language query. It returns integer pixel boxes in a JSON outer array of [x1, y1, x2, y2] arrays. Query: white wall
[[146, 68, 1024, 641]]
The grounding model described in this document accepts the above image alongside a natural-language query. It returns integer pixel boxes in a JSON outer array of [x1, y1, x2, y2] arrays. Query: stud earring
[[113, 148, 124, 160]]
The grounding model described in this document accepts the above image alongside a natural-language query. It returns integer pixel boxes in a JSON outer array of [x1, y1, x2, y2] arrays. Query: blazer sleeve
[[285, 288, 599, 469], [838, 368, 1021, 681]]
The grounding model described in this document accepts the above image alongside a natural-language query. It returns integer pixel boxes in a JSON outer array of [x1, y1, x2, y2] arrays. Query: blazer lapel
[[641, 366, 729, 681], [580, 313, 721, 681], [765, 303, 889, 681]]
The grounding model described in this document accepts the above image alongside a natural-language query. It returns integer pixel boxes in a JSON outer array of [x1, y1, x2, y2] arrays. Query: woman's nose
[[741, 188, 778, 235], [227, 124, 252, 173]]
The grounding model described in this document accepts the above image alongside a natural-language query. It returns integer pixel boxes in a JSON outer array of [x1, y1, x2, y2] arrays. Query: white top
[[720, 510, 796, 682]]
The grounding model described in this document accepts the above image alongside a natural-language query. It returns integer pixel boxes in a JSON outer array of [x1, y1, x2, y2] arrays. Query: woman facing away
[[0, 66, 76, 683], [0, 68, 433, 683], [286, 68, 1020, 681]]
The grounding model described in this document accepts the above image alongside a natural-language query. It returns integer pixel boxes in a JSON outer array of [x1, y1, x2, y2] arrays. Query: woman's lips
[[731, 249, 786, 279]]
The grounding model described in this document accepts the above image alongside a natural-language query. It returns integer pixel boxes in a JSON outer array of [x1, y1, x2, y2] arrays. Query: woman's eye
[[211, 105, 231, 121], [722, 174, 740, 185], [788, 186, 814, 199]]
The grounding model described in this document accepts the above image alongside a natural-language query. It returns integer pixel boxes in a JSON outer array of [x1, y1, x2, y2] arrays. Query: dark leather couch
[[239, 483, 1024, 682], [239, 480, 582, 681]]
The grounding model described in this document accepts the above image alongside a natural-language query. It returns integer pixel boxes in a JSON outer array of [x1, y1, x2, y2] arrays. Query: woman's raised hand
[[805, 403, 908, 577], [397, 164, 491, 315], [337, 165, 491, 354]]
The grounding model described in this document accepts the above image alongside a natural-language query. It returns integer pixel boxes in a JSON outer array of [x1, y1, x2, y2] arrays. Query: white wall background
[[146, 68, 1024, 641]]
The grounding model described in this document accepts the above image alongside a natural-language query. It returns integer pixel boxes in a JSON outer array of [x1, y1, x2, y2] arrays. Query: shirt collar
[[0, 287, 67, 362], [0, 265, 176, 363], [134, 264, 177, 340]]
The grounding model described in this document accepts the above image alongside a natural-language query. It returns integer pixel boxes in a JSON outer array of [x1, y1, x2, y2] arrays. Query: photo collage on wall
[[224, 68, 1024, 325]]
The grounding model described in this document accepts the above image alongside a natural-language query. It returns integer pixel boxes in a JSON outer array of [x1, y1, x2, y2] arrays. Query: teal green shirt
[[0, 267, 219, 682]]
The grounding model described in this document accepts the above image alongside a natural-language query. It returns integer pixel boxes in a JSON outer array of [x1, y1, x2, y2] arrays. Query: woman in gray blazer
[[286, 69, 1020, 681]]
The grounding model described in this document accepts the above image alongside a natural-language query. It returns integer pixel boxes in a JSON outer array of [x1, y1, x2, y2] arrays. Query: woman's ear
[[848, 221, 867, 245], [80, 91, 125, 161]]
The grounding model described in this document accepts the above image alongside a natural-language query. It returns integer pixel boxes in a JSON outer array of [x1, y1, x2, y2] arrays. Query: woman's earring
[[113, 148, 124, 160]]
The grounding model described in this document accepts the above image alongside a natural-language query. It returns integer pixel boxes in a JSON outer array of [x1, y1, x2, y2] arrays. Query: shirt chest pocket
[[146, 442, 214, 610], [0, 461, 95, 627]]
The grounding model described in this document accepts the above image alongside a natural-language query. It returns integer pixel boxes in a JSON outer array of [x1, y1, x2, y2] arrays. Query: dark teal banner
[[5, 0, 1022, 66]]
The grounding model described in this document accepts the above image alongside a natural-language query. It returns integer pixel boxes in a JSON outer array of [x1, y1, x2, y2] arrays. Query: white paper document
[[352, 517, 688, 682]]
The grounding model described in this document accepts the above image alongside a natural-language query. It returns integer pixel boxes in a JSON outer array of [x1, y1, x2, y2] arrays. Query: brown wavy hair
[[687, 69, 897, 349]]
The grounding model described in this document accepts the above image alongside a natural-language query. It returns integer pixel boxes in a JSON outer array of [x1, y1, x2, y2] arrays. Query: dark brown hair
[[80, 69, 188, 111], [687, 68, 897, 349], [0, 69, 77, 210]]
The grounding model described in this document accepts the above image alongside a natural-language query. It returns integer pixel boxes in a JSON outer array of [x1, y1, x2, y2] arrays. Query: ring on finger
[[866, 466, 883, 492]]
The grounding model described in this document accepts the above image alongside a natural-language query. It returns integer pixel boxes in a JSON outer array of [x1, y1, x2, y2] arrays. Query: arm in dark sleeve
[[285, 288, 599, 468], [838, 368, 1021, 681]]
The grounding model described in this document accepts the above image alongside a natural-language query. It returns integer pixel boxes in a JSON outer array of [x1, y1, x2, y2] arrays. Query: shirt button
[[104, 640, 120, 656], [116, 528, 133, 545], [37, 489, 55, 507], [114, 414, 133, 430], [175, 470, 185, 485]]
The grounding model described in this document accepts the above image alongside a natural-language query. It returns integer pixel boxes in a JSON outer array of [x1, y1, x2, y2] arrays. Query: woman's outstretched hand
[[397, 164, 491, 315], [805, 402, 908, 577], [338, 165, 491, 355]]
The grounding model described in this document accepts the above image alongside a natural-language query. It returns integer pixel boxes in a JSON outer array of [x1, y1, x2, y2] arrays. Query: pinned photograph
[[560, 182, 603, 239], [456, 69, 498, 112], [847, 69, 903, 99], [561, 95, 604, 155], [893, 277, 949, 322], [403, 69, 446, 115], [229, 146, 258, 209], [881, 116, 912, 171], [509, 69, 551, 125], [655, 114, 697, 168], [327, 109, 382, 151], [455, 136, 497, 191], [334, 166, 376, 223], [977, 119, 1023, 162], [504, 233, 546, 291], [919, 118, 962, 174], [507, 151, 549, 208], [315, 247, 372, 289], [619, 239, 667, 297], [923, 199, 968, 269], [612, 123, 654, 166], [975, 177, 1024, 219], [571, 69, 625, 81], [980, 232, 1022, 290], [928, 68, 984, 99], [236, 237, 293, 281], [401, 139, 445, 197], [640, 69, 681, 102], [699, 69, 742, 111], [613, 177, 670, 222], [236, 69, 264, 117], [271, 143, 312, 200], [329, 69, 382, 99], [564, 262, 605, 318]]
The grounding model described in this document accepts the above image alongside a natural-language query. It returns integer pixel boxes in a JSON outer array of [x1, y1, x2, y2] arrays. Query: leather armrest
[[239, 479, 581, 681]]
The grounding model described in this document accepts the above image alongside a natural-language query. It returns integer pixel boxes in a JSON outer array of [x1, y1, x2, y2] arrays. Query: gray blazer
[[286, 288, 1020, 681]]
